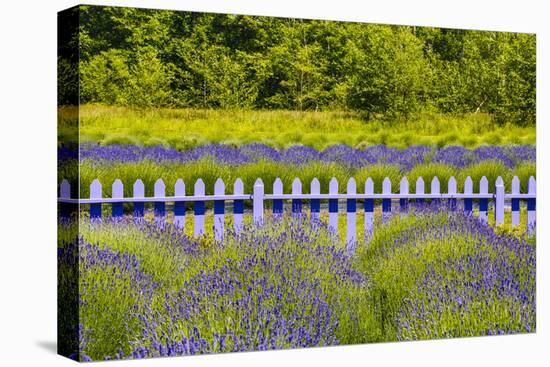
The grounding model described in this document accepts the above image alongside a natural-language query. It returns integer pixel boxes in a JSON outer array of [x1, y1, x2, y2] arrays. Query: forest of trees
[[62, 5, 536, 125]]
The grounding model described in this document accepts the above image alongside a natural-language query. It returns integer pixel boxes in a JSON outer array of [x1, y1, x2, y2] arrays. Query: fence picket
[[382, 177, 391, 222], [431, 176, 440, 205], [214, 178, 225, 241], [364, 178, 374, 242], [60, 179, 71, 218], [194, 179, 205, 237], [310, 178, 321, 221], [495, 176, 504, 226], [400, 177, 409, 215], [416, 177, 425, 206], [479, 176, 489, 224], [154, 179, 166, 223], [90, 179, 102, 219], [273, 178, 283, 220], [329, 178, 339, 234], [112, 179, 124, 217], [448, 176, 457, 210], [292, 178, 302, 216], [233, 178, 244, 233], [133, 179, 145, 217], [528, 176, 536, 235], [511, 176, 520, 228], [346, 178, 356, 253], [464, 177, 473, 213], [253, 178, 264, 224], [174, 179, 185, 229]]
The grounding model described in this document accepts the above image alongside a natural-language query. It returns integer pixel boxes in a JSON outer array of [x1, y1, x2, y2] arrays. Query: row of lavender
[[59, 143, 535, 169]]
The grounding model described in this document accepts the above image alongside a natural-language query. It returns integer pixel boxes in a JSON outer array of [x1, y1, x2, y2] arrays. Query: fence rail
[[58, 175, 536, 253]]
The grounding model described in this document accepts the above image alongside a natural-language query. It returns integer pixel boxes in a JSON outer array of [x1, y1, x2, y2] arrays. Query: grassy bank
[[60, 105, 536, 150]]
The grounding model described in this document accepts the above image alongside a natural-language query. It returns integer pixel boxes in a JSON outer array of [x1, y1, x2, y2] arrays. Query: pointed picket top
[[292, 178, 302, 194], [175, 179, 185, 196], [154, 179, 166, 197], [479, 176, 489, 194], [234, 178, 244, 195], [416, 177, 425, 194], [400, 177, 409, 194], [448, 176, 457, 194], [382, 177, 391, 194], [495, 176, 504, 187], [60, 179, 71, 198], [365, 177, 374, 194], [528, 176, 536, 194], [431, 176, 440, 194], [511, 176, 520, 194], [273, 178, 283, 195], [347, 177, 356, 194], [254, 178, 264, 187], [214, 178, 225, 194], [90, 179, 102, 199], [112, 179, 124, 198], [133, 179, 144, 197], [195, 179, 205, 196], [329, 177, 339, 194], [311, 178, 320, 195], [464, 176, 473, 194]]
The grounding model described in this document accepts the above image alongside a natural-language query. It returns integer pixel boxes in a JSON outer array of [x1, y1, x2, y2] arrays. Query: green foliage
[[458, 161, 513, 193], [74, 6, 535, 124], [407, 163, 458, 192]]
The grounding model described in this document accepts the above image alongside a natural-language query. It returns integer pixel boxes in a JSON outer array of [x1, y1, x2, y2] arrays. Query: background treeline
[[72, 6, 535, 124]]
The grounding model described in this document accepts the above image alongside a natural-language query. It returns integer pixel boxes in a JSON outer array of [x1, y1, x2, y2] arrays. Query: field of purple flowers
[[58, 203, 535, 361]]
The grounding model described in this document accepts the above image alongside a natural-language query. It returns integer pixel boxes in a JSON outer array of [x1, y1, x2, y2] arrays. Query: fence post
[[494, 176, 505, 226], [511, 176, 520, 228], [133, 179, 145, 218], [154, 179, 166, 224], [329, 177, 339, 234], [448, 176, 457, 211], [194, 179, 205, 237], [364, 178, 374, 242], [382, 177, 391, 222], [431, 176, 440, 206], [528, 176, 536, 236], [310, 178, 321, 222], [60, 179, 71, 219], [273, 178, 283, 220], [464, 177, 473, 214], [174, 179, 186, 229], [214, 178, 225, 241], [292, 178, 302, 216], [479, 176, 489, 224], [90, 179, 102, 219], [233, 178, 244, 233], [253, 178, 264, 225], [112, 179, 124, 218], [416, 177, 425, 207], [399, 177, 409, 216], [346, 178, 357, 254]]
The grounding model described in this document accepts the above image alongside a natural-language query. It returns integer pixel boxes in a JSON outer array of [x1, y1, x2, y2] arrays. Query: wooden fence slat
[[154, 179, 166, 223], [416, 177, 425, 206], [292, 178, 302, 216], [214, 178, 225, 241], [90, 179, 102, 219], [511, 176, 520, 228], [273, 178, 283, 220], [448, 176, 457, 211], [133, 179, 145, 217], [464, 177, 473, 213], [329, 177, 339, 234], [382, 177, 391, 222], [233, 178, 244, 233], [310, 178, 321, 222], [431, 176, 440, 206], [346, 178, 357, 253], [399, 177, 409, 215], [253, 178, 264, 224], [174, 179, 186, 229], [495, 176, 505, 226], [479, 176, 489, 224], [112, 179, 124, 217], [194, 179, 205, 237], [528, 176, 536, 235], [364, 178, 374, 242]]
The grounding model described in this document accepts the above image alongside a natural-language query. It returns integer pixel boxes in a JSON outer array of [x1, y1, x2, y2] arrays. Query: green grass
[[61, 104, 536, 150]]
